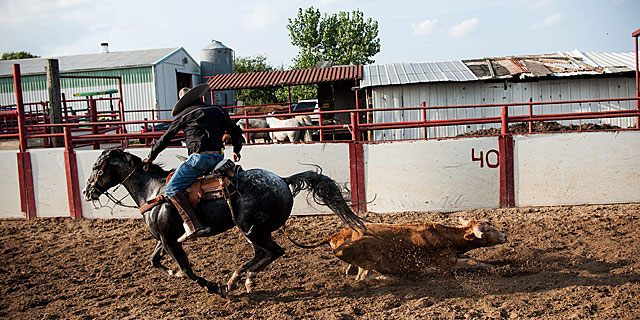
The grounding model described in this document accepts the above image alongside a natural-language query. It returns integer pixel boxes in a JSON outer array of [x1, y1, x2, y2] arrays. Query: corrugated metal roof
[[207, 65, 362, 90], [0, 47, 181, 77], [568, 50, 638, 73], [461, 51, 638, 80], [360, 61, 477, 88]]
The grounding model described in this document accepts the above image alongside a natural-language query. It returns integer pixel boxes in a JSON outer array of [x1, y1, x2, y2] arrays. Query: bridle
[[87, 155, 140, 209]]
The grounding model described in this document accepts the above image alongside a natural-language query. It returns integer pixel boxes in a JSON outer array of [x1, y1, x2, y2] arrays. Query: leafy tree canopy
[[1, 51, 39, 60], [287, 7, 380, 69], [233, 55, 280, 105]]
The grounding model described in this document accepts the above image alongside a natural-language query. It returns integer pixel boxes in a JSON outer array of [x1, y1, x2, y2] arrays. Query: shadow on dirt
[[242, 249, 639, 304]]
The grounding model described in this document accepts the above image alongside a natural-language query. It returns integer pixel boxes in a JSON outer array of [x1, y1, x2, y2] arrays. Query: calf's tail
[[284, 170, 366, 231]]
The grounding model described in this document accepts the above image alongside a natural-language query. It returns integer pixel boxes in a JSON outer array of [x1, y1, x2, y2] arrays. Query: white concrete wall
[[365, 138, 500, 213], [0, 150, 22, 218], [29, 149, 70, 217], [514, 131, 640, 206]]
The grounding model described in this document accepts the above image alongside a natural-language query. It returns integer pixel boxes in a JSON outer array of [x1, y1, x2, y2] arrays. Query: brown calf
[[286, 218, 506, 280]]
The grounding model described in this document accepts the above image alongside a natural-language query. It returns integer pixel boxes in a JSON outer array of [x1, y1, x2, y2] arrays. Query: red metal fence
[[4, 31, 640, 219]]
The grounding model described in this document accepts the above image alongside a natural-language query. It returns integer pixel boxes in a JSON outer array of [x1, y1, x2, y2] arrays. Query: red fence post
[[350, 111, 359, 141], [142, 117, 149, 146], [348, 142, 366, 213], [318, 112, 324, 142], [117, 77, 126, 133], [634, 29, 639, 128], [422, 102, 427, 139], [13, 64, 37, 219], [498, 134, 515, 208], [528, 98, 533, 133], [498, 102, 515, 207], [501, 105, 509, 134], [16, 152, 37, 219], [64, 127, 83, 219]]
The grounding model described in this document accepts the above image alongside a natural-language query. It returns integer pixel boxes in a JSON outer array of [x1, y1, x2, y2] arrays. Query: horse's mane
[[100, 147, 170, 178]]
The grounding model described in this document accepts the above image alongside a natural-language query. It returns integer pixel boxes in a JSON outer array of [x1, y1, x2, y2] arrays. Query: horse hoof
[[170, 270, 186, 278], [245, 279, 254, 294], [227, 272, 240, 291], [168, 270, 185, 278], [206, 282, 227, 298], [217, 284, 228, 298]]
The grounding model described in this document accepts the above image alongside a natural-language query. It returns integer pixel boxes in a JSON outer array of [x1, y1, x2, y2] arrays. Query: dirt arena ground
[[1, 203, 639, 319]]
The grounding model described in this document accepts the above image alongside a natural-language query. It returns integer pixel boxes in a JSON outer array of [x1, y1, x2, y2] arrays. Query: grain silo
[[200, 40, 234, 106]]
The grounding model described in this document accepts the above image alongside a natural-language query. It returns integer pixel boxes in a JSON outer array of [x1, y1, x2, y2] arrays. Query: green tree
[[1, 51, 39, 60], [274, 85, 317, 104], [283, 7, 380, 102], [287, 7, 380, 69], [233, 55, 280, 105]]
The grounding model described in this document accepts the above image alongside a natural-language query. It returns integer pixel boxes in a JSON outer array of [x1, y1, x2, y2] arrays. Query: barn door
[[176, 72, 193, 93]]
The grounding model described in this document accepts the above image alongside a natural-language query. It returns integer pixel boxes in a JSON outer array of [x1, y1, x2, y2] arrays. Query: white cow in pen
[[236, 118, 271, 143], [265, 116, 312, 143]]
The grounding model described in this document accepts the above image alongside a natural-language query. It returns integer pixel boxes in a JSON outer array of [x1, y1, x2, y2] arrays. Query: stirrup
[[177, 225, 211, 243]]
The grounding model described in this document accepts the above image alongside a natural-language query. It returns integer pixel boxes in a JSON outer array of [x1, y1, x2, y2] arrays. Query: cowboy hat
[[172, 83, 210, 117]]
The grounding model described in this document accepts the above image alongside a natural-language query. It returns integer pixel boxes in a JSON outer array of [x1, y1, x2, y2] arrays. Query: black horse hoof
[[207, 282, 227, 298], [217, 284, 228, 298]]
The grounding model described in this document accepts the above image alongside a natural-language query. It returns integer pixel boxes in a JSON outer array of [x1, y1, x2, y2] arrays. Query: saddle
[[139, 159, 242, 214]]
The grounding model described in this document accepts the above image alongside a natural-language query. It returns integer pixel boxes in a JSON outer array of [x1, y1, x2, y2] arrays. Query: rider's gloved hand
[[142, 157, 153, 171]]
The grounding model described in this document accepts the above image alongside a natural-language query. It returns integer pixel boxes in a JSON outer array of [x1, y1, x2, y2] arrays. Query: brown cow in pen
[[285, 218, 507, 280]]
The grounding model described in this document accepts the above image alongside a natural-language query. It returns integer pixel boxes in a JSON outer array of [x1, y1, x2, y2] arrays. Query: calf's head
[[458, 218, 507, 247]]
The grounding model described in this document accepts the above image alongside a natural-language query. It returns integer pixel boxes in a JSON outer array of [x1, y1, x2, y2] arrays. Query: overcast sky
[[1, 0, 638, 67]]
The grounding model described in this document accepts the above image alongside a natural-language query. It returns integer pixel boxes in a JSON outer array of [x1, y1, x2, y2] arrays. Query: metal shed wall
[[369, 76, 636, 140], [153, 50, 201, 120]]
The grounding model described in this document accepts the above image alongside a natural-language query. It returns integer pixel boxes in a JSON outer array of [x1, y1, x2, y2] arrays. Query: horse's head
[[83, 148, 141, 201]]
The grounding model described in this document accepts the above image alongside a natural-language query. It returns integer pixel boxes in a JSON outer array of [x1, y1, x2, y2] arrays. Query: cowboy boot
[[168, 192, 210, 242]]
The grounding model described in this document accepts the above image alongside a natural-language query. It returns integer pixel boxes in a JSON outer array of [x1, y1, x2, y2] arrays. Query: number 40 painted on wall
[[471, 148, 500, 168]]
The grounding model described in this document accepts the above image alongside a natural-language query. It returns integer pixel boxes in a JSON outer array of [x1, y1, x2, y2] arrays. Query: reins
[[89, 161, 142, 210], [103, 166, 139, 209]]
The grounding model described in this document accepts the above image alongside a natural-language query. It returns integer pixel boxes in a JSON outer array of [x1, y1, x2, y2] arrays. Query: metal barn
[[362, 51, 638, 140], [0, 46, 200, 131]]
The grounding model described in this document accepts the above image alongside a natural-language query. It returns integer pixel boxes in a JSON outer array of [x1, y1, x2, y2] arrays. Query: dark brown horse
[[83, 148, 364, 296]]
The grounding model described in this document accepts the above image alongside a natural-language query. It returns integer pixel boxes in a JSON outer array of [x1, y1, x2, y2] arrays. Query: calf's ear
[[472, 224, 485, 239]]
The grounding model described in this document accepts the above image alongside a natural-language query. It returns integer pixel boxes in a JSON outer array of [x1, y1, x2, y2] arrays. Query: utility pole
[[46, 59, 63, 147]]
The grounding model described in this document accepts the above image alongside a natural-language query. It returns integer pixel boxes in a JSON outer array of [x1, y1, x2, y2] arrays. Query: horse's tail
[[284, 170, 366, 231], [280, 225, 332, 249]]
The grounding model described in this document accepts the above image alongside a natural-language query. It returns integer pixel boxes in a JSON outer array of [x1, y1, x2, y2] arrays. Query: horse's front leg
[[162, 238, 227, 297], [149, 240, 179, 277]]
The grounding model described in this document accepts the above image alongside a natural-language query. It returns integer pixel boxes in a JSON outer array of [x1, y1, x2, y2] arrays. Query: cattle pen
[[1, 29, 639, 320]]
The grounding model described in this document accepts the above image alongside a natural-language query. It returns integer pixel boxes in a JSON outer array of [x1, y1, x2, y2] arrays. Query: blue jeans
[[165, 153, 224, 197]]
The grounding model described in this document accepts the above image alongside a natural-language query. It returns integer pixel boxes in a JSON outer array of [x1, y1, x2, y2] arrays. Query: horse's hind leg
[[227, 233, 284, 294], [162, 238, 227, 297], [227, 245, 265, 291], [150, 240, 176, 277], [243, 234, 285, 293]]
